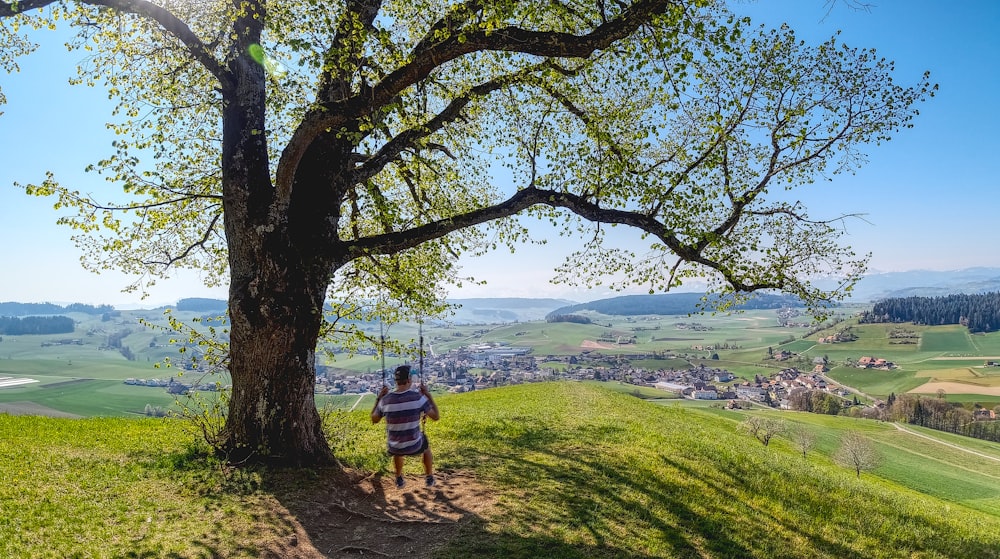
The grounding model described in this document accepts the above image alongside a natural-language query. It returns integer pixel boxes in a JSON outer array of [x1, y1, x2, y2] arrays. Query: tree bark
[[222, 268, 333, 465]]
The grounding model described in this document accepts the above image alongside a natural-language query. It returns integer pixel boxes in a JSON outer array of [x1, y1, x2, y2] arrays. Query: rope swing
[[379, 319, 387, 388], [418, 318, 428, 434]]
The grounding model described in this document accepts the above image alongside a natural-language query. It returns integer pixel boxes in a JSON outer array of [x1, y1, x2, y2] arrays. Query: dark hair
[[394, 365, 412, 384]]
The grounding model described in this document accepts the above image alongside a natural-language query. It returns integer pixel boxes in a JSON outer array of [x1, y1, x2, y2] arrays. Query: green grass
[[7, 382, 1000, 557], [825, 367, 926, 398], [921, 327, 979, 354], [347, 383, 1000, 558], [705, 408, 1000, 517], [0, 416, 274, 558], [969, 331, 1000, 355]]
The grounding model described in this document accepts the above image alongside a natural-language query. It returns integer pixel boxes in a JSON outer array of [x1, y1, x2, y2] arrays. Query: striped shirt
[[375, 388, 431, 455]]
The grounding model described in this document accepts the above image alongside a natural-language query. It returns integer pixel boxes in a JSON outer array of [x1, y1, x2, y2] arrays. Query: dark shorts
[[388, 434, 430, 457]]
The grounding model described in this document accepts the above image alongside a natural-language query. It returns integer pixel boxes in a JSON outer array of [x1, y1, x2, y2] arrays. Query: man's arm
[[420, 384, 440, 421], [371, 385, 389, 423]]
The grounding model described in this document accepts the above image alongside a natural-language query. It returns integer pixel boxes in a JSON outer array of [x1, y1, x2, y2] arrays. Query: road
[[348, 393, 367, 412]]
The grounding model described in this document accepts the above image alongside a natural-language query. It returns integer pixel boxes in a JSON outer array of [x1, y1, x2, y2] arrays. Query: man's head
[[394, 365, 412, 386]]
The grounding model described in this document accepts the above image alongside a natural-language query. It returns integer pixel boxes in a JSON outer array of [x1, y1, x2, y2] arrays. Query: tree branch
[[83, 0, 232, 90], [1, 0, 232, 89], [0, 0, 55, 16], [318, 0, 383, 104], [148, 210, 224, 267], [344, 185, 802, 294], [353, 61, 554, 184]]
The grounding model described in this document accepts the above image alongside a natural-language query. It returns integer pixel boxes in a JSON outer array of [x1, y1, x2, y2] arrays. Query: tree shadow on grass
[[152, 407, 1000, 558], [435, 419, 1000, 559]]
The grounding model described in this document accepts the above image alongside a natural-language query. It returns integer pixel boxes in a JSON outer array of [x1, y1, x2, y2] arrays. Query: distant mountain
[[845, 267, 1000, 301], [174, 298, 228, 312], [159, 297, 573, 324], [547, 292, 803, 318], [446, 298, 576, 323]]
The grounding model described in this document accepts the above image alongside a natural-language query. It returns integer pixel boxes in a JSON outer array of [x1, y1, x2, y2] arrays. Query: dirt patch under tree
[[259, 467, 495, 558]]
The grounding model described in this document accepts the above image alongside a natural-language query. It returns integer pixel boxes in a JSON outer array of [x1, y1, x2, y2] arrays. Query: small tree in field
[[789, 425, 817, 458], [740, 416, 785, 447], [834, 430, 881, 478], [1, 0, 933, 465]]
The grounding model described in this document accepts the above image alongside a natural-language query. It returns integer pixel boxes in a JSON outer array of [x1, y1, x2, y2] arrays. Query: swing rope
[[418, 318, 428, 434], [379, 319, 386, 388]]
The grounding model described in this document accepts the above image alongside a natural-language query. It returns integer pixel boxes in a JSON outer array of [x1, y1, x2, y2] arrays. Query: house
[[769, 385, 788, 400], [714, 371, 734, 382], [858, 356, 895, 370], [691, 389, 718, 400], [736, 384, 767, 400], [654, 381, 687, 395], [974, 408, 997, 420], [776, 368, 800, 381]]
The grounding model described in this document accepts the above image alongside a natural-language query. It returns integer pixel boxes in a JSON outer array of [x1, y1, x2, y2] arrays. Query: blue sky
[[1, 1, 998, 307]]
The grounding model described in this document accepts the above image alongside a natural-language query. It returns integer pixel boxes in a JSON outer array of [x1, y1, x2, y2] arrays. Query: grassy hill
[[4, 382, 1000, 558]]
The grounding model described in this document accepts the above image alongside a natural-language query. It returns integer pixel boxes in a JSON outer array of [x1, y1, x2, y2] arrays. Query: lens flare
[[247, 43, 286, 78]]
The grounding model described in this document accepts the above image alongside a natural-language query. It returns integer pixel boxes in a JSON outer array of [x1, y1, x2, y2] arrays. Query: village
[[306, 340, 896, 412], [123, 333, 898, 413]]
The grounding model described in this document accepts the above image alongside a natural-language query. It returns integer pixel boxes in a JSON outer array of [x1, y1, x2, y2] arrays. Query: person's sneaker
[[395, 476, 405, 489], [425, 475, 435, 487]]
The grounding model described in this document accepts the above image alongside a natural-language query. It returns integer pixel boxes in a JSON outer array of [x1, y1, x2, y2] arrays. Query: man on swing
[[372, 364, 440, 488]]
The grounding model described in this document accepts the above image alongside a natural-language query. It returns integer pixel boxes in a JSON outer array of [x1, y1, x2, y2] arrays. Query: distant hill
[[547, 292, 804, 318]]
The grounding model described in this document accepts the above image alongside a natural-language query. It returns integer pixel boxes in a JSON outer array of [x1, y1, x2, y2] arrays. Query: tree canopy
[[1, 0, 934, 464]]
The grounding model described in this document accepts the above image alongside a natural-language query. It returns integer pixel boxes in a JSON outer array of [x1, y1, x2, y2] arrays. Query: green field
[[921, 327, 979, 354], [683, 402, 1000, 516], [5, 382, 1000, 558], [723, 408, 1000, 516]]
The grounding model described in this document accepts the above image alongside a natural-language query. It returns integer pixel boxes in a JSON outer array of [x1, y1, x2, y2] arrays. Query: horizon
[[7, 265, 1000, 310]]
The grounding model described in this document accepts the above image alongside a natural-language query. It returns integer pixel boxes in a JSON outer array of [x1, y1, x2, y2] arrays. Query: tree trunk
[[215, 52, 338, 466], [220, 262, 334, 466]]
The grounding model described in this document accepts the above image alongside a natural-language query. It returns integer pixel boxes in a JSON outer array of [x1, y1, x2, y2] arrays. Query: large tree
[[0, 0, 932, 465]]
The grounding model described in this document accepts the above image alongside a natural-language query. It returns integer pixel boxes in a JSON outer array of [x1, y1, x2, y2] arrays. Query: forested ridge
[[0, 302, 112, 316], [0, 315, 74, 335], [859, 292, 1000, 333]]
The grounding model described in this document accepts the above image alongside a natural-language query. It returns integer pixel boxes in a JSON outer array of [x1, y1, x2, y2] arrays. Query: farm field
[[427, 311, 805, 358], [921, 327, 980, 354], [797, 322, 1000, 404], [0, 309, 223, 417]]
